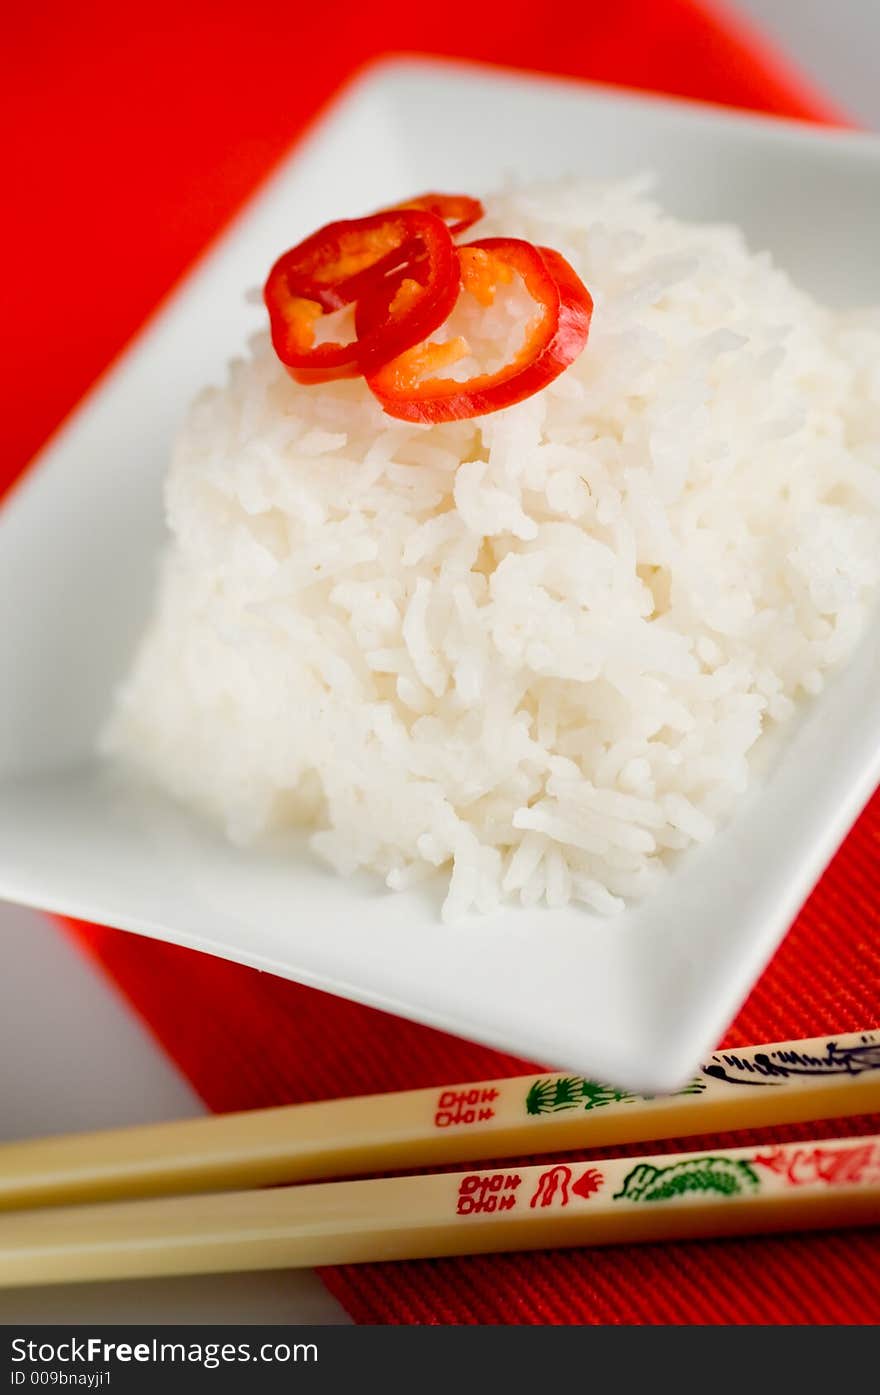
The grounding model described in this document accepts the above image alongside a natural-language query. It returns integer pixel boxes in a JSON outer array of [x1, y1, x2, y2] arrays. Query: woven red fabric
[[7, 0, 878, 1325]]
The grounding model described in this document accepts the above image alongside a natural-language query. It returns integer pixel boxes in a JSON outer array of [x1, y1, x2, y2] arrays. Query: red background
[[5, 0, 878, 1324]]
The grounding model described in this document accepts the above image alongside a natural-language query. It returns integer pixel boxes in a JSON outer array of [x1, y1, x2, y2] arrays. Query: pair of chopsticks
[[1, 1029, 877, 1287]]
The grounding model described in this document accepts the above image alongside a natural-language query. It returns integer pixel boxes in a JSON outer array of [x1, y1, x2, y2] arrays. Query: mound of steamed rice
[[103, 179, 880, 921]]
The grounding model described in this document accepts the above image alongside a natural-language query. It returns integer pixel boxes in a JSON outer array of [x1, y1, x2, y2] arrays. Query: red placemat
[[6, 0, 879, 1325]]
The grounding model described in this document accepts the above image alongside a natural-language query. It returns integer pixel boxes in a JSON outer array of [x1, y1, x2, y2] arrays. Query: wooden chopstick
[[1, 1030, 878, 1212], [1, 1133, 877, 1288]]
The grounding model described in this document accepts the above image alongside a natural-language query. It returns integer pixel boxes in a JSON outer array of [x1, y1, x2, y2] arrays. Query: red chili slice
[[388, 192, 484, 237], [353, 258, 462, 378], [350, 198, 483, 369], [269, 210, 425, 310], [365, 238, 593, 423], [316, 195, 481, 308], [263, 210, 459, 384]]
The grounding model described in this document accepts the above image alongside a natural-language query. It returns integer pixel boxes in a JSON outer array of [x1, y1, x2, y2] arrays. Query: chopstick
[[2, 1030, 878, 1211], [2, 1132, 877, 1288]]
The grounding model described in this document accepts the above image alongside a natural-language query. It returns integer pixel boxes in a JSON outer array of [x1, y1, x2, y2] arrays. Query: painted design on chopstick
[[571, 1167, 604, 1200], [752, 1140, 880, 1186], [454, 1137, 880, 1224], [456, 1165, 604, 1217], [702, 1033, 880, 1087], [529, 1165, 604, 1208], [530, 1165, 573, 1208], [434, 1087, 499, 1129], [456, 1172, 521, 1215], [524, 1075, 705, 1116], [613, 1156, 760, 1203], [578, 1140, 876, 1208]]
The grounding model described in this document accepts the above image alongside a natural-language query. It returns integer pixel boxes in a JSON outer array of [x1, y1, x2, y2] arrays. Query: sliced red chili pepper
[[353, 259, 461, 378], [365, 238, 593, 423], [261, 280, 362, 384], [268, 211, 418, 310], [264, 210, 458, 384], [387, 192, 484, 237]]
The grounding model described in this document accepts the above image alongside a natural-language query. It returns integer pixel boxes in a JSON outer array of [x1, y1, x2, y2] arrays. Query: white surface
[[0, 901, 349, 1324], [2, 63, 880, 1096], [2, 14, 877, 1326]]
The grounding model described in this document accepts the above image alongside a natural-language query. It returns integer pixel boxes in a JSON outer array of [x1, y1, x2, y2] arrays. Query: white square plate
[[2, 59, 879, 1092]]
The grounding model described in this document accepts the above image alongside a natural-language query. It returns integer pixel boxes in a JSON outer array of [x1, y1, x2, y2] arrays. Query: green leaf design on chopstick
[[613, 1156, 761, 1202], [524, 1075, 706, 1116]]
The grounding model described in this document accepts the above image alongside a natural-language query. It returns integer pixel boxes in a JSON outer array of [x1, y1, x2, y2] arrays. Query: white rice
[[103, 179, 880, 921]]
